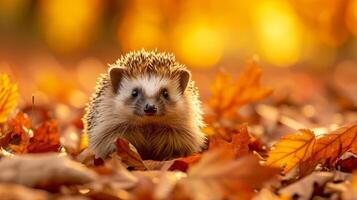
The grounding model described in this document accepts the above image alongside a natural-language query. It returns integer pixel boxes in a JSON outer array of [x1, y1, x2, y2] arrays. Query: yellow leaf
[[266, 129, 316, 174], [0, 74, 18, 123]]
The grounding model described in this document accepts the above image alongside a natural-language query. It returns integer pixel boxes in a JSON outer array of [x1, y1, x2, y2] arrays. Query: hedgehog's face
[[110, 68, 191, 124]]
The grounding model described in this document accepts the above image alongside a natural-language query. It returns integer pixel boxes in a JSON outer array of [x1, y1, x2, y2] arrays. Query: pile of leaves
[[0, 61, 356, 200]]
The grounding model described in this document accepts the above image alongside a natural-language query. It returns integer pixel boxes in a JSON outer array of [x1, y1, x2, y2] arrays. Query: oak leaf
[[267, 122, 357, 176], [0, 74, 18, 123]]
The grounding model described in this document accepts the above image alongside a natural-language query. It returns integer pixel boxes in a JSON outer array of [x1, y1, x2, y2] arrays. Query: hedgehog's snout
[[144, 103, 157, 116]]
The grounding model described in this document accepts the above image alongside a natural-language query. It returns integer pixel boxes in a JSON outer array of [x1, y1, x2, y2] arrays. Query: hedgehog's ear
[[109, 67, 125, 93], [178, 69, 191, 93]]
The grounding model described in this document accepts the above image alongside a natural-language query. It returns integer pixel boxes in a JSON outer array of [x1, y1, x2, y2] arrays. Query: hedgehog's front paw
[[93, 142, 117, 159]]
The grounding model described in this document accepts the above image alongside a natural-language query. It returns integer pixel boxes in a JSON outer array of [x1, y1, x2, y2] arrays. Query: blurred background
[[0, 0, 356, 136]]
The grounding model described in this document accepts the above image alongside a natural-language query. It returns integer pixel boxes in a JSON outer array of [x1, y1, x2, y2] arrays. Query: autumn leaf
[[181, 149, 279, 200], [0, 112, 32, 153], [208, 60, 272, 122], [266, 129, 316, 174], [0, 184, 49, 200], [0, 153, 97, 189], [115, 137, 146, 170], [208, 125, 250, 157], [27, 120, 60, 153], [0, 74, 18, 123], [267, 122, 357, 176]]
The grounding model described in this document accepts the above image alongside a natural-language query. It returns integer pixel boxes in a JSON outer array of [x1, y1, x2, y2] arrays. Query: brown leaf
[[0, 74, 18, 123], [0, 153, 97, 189], [181, 149, 279, 200], [279, 172, 334, 199], [115, 137, 146, 170]]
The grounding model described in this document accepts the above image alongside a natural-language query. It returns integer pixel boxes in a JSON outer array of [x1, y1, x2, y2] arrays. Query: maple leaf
[[0, 74, 18, 123], [115, 137, 146, 170], [267, 122, 357, 176], [208, 60, 272, 122], [208, 125, 250, 157]]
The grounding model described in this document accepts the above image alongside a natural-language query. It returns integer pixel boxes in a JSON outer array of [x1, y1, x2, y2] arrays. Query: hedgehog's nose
[[144, 104, 157, 115]]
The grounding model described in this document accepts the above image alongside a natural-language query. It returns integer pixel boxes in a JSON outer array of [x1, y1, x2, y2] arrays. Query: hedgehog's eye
[[131, 88, 139, 98], [161, 88, 169, 99]]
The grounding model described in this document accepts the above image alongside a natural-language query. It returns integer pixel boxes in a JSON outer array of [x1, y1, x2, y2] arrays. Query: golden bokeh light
[[174, 19, 225, 68], [117, 12, 165, 51], [38, 0, 101, 53], [253, 0, 302, 66]]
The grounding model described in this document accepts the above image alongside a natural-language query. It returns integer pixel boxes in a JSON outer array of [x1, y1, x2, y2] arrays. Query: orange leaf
[[209, 125, 250, 157], [0, 112, 32, 153], [267, 122, 357, 176], [313, 122, 357, 166], [169, 153, 202, 172], [183, 149, 279, 199], [208, 60, 272, 121], [115, 137, 146, 170], [27, 120, 60, 153], [0, 74, 18, 123], [267, 129, 316, 174]]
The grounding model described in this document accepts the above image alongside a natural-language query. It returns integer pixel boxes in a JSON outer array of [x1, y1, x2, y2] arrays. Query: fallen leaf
[[208, 125, 250, 157], [181, 149, 279, 200], [313, 122, 357, 167], [143, 153, 201, 172], [336, 153, 357, 173], [267, 122, 357, 176], [279, 172, 334, 200], [267, 129, 316, 174], [0, 153, 97, 189], [0, 112, 32, 153], [115, 137, 146, 170], [208, 60, 273, 122], [28, 120, 60, 153], [0, 74, 18, 123], [0, 183, 49, 200]]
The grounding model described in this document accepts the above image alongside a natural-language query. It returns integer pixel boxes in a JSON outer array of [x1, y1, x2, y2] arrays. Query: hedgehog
[[83, 50, 206, 160]]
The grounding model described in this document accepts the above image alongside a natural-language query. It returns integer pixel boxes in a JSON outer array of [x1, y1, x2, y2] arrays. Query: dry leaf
[[267, 122, 357, 176], [208, 125, 250, 157], [266, 129, 316, 174], [279, 172, 334, 200], [0, 153, 97, 189], [208, 60, 272, 122], [0, 74, 18, 123], [1, 112, 32, 153], [28, 120, 60, 153], [115, 137, 146, 170], [180, 149, 279, 200], [0, 183, 49, 200]]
